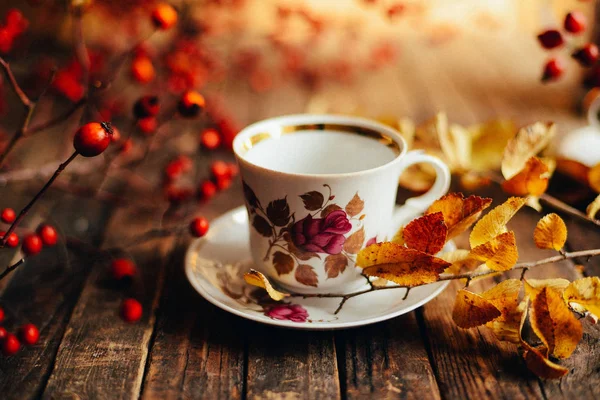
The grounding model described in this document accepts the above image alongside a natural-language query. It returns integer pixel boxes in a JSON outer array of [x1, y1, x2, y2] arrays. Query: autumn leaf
[[266, 198, 291, 226], [295, 264, 319, 287], [426, 193, 492, 240], [469, 119, 516, 172], [244, 269, 289, 301], [252, 215, 273, 237], [283, 232, 320, 261], [587, 194, 600, 220], [438, 249, 481, 274], [391, 225, 405, 245], [479, 279, 523, 342], [589, 162, 600, 192], [452, 289, 501, 329], [343, 226, 365, 254], [470, 231, 518, 271], [524, 278, 570, 296], [345, 193, 364, 217], [321, 204, 342, 218], [529, 286, 583, 359], [522, 343, 569, 379], [272, 251, 294, 276], [300, 191, 324, 211], [563, 277, 600, 318], [434, 113, 471, 172], [501, 157, 550, 196], [403, 212, 448, 254], [501, 122, 556, 180], [488, 300, 528, 344], [470, 197, 526, 248], [324, 254, 348, 279], [534, 213, 567, 251]]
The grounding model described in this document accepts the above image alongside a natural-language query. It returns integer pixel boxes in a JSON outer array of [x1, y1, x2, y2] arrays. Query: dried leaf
[[391, 226, 405, 245], [283, 232, 320, 261], [459, 172, 492, 191], [470, 231, 518, 271], [501, 122, 556, 180], [526, 196, 543, 212], [244, 269, 289, 301], [470, 197, 526, 248], [502, 157, 549, 196], [439, 249, 481, 274], [295, 264, 318, 287], [563, 277, 600, 318], [589, 163, 600, 193], [434, 113, 471, 171], [522, 343, 569, 379], [398, 163, 436, 192], [345, 193, 364, 217], [524, 278, 571, 296], [343, 226, 365, 254], [587, 194, 600, 220], [324, 254, 348, 279], [534, 213, 567, 251], [469, 119, 516, 172], [488, 299, 528, 344], [452, 289, 501, 329], [403, 212, 448, 254], [321, 204, 342, 218], [426, 193, 493, 240], [266, 198, 291, 226], [530, 286, 583, 359], [252, 215, 273, 237], [300, 191, 324, 211], [272, 251, 294, 276]]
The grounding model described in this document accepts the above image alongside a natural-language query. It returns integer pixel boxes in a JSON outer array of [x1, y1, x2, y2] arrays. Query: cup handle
[[388, 150, 451, 237]]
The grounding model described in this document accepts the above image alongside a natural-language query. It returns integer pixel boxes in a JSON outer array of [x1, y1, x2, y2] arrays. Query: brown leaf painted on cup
[[266, 198, 291, 226], [345, 193, 364, 217], [403, 212, 448, 254], [300, 191, 325, 211], [324, 254, 348, 279], [295, 264, 318, 287], [343, 226, 365, 254], [242, 181, 260, 209], [272, 251, 294, 276], [252, 215, 273, 237], [283, 232, 321, 261], [321, 204, 342, 218]]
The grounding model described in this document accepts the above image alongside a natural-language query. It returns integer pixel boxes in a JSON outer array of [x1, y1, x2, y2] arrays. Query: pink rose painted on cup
[[265, 304, 309, 323], [291, 210, 352, 254]]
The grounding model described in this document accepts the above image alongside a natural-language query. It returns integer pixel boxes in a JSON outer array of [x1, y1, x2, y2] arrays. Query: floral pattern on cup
[[243, 181, 367, 288]]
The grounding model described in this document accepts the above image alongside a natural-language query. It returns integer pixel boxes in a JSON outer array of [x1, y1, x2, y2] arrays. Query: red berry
[[541, 58, 565, 82], [0, 306, 4, 322], [121, 298, 143, 323], [109, 127, 121, 143], [111, 258, 136, 280], [19, 324, 39, 345], [537, 29, 564, 49], [133, 95, 160, 119], [5, 9, 28, 35], [73, 122, 114, 157], [227, 162, 239, 177], [210, 160, 230, 179], [0, 327, 7, 342], [120, 138, 133, 153], [137, 117, 157, 134], [151, 3, 178, 30], [131, 56, 155, 84], [22, 234, 42, 255], [215, 176, 231, 191], [189, 217, 209, 237], [572, 43, 599, 67], [37, 224, 58, 246], [564, 11, 586, 34], [165, 185, 194, 203], [176, 155, 193, 172], [2, 334, 20, 356], [1, 208, 15, 223], [198, 180, 217, 201], [199, 128, 221, 150], [178, 90, 205, 118], [164, 160, 184, 181], [1, 231, 19, 248]]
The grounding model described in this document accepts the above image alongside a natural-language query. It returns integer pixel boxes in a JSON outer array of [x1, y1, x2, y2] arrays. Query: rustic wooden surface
[[0, 30, 599, 400]]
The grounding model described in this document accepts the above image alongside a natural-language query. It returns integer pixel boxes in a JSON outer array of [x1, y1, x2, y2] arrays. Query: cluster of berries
[[0, 9, 28, 54], [0, 307, 39, 357]]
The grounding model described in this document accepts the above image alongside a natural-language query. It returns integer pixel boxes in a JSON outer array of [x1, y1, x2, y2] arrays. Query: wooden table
[[0, 33, 599, 399]]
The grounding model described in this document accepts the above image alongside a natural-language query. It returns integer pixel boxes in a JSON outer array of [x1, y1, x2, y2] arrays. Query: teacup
[[233, 114, 450, 294]]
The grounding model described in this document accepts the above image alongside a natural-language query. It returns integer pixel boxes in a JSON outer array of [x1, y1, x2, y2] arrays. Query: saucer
[[185, 206, 453, 330]]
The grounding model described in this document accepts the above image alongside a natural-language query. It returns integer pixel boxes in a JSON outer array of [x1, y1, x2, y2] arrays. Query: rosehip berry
[[120, 139, 133, 153], [176, 155, 193, 172], [73, 122, 114, 157], [133, 95, 160, 119], [227, 162, 239, 177], [137, 117, 157, 134], [537, 29, 564, 49], [572, 43, 599, 67], [165, 185, 194, 203], [178, 90, 205, 118], [198, 180, 217, 201], [199, 128, 221, 150], [131, 56, 155, 84], [1, 208, 15, 223], [37, 224, 58, 246], [5, 9, 28, 35], [2, 334, 19, 356], [22, 234, 42, 255], [19, 324, 39, 345], [151, 3, 178, 30], [215, 176, 231, 191], [541, 58, 565, 82], [111, 258, 137, 281], [564, 11, 586, 34], [164, 160, 184, 181], [210, 160, 230, 179], [121, 298, 143, 323], [1, 231, 19, 248], [0, 327, 7, 342], [109, 126, 121, 142], [0, 306, 4, 322], [189, 217, 209, 237]]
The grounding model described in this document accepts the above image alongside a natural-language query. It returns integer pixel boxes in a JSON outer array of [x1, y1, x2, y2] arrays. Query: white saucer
[[185, 206, 452, 330]]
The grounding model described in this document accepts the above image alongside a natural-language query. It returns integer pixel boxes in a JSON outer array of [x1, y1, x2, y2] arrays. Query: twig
[[27, 97, 87, 135], [0, 57, 32, 107], [0, 258, 25, 281], [72, 8, 90, 97]]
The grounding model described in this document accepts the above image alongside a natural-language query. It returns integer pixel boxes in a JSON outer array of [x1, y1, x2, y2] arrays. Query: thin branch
[[539, 193, 600, 228], [72, 8, 90, 96], [0, 57, 32, 107], [0, 258, 25, 281], [27, 97, 87, 135]]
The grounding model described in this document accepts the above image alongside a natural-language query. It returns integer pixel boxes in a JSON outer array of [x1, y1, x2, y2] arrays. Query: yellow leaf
[[522, 343, 569, 379], [244, 269, 289, 301], [587, 194, 600, 220], [398, 163, 437, 192], [589, 163, 600, 193], [439, 249, 481, 274], [470, 197, 526, 248], [526, 196, 543, 212], [469, 119, 516, 172], [487, 299, 528, 344], [564, 277, 600, 318], [470, 231, 518, 271], [482, 279, 523, 341], [529, 286, 583, 359], [433, 112, 471, 172], [501, 122, 556, 180], [452, 289, 501, 329], [533, 213, 567, 251], [502, 157, 550, 197], [426, 193, 493, 240], [524, 278, 571, 296], [403, 212, 448, 254]]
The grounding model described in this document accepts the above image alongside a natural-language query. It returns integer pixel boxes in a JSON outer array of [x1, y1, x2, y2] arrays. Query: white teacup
[[233, 114, 450, 294]]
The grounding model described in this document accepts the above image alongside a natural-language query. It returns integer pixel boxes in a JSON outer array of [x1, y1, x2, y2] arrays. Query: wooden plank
[[338, 312, 441, 399]]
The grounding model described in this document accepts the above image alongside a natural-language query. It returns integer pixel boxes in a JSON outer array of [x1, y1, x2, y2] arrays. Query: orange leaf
[[534, 213, 567, 251], [522, 343, 569, 379], [244, 269, 289, 301], [439, 249, 481, 274], [589, 162, 600, 193], [470, 231, 518, 271], [470, 197, 526, 248], [501, 122, 556, 179], [452, 289, 501, 329], [481, 279, 524, 343], [426, 193, 492, 240], [502, 157, 549, 196], [403, 212, 448, 254]]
